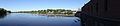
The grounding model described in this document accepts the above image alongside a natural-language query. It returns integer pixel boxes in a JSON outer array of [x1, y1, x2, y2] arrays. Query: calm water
[[0, 13, 81, 26]]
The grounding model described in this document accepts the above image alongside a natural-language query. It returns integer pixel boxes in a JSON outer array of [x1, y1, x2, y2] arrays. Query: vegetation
[[32, 9, 76, 15], [13, 9, 76, 15], [0, 8, 11, 13], [0, 8, 7, 12], [0, 8, 76, 16]]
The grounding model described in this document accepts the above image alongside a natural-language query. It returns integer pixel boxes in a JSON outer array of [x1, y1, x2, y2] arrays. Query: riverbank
[[31, 13, 75, 17]]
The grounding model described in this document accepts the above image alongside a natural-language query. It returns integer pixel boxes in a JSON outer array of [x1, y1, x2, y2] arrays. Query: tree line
[[0, 8, 11, 13], [12, 9, 76, 15], [31, 9, 76, 15]]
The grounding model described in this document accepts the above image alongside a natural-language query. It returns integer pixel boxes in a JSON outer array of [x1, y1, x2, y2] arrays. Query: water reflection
[[0, 13, 7, 19], [0, 13, 81, 26], [74, 18, 80, 23]]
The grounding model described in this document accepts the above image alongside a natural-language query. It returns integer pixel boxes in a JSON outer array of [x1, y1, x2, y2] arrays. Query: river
[[0, 13, 81, 26]]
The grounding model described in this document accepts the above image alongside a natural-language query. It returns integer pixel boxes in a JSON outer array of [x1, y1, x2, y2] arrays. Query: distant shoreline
[[35, 14, 75, 17]]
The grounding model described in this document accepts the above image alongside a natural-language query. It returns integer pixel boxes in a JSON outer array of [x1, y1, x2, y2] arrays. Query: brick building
[[75, 0, 120, 26]]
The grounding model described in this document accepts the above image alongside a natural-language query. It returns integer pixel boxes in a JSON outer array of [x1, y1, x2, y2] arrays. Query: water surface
[[0, 13, 81, 26]]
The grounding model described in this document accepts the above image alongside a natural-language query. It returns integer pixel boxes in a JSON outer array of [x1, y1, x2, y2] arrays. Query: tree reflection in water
[[0, 13, 7, 19]]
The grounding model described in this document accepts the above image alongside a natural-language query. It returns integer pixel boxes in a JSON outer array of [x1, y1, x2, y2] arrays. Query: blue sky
[[0, 0, 89, 11]]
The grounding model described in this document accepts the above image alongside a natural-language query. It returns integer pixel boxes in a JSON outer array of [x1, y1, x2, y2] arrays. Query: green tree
[[0, 8, 7, 11], [47, 9, 54, 12], [64, 10, 73, 15]]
